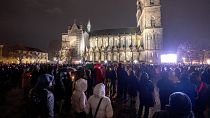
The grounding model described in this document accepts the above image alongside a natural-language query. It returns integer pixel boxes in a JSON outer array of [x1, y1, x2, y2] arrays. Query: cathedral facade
[[60, 0, 163, 64]]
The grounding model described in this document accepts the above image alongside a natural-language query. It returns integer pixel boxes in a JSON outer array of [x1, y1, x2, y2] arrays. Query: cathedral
[[60, 0, 163, 64]]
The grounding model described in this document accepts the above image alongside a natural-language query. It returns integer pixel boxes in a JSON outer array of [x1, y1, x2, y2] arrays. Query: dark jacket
[[138, 79, 155, 107], [29, 74, 54, 118]]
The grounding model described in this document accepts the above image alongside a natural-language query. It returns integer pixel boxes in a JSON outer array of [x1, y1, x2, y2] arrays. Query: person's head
[[141, 72, 149, 80], [175, 68, 181, 79], [35, 74, 54, 89], [75, 78, 87, 92], [161, 71, 169, 80], [166, 92, 194, 117], [190, 71, 201, 85], [93, 83, 105, 98], [179, 73, 190, 82], [76, 67, 85, 79]]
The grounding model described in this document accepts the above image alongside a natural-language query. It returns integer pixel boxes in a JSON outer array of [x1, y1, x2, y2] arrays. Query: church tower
[[136, 0, 163, 63], [87, 20, 91, 33]]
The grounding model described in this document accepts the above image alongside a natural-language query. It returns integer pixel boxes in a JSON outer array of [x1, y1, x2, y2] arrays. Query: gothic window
[[151, 16, 156, 27], [150, 0, 154, 5], [109, 37, 113, 47], [115, 37, 119, 47], [98, 38, 102, 48], [121, 37, 124, 47]]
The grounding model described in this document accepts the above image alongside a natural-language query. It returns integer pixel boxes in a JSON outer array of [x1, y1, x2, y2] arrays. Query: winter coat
[[128, 73, 138, 97], [30, 74, 54, 118], [95, 68, 104, 85], [138, 79, 155, 107], [175, 80, 197, 109], [85, 83, 113, 118], [22, 71, 31, 89], [71, 78, 88, 113]]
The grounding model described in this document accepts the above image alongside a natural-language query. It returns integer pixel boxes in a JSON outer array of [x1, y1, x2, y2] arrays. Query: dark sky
[[0, 0, 210, 51]]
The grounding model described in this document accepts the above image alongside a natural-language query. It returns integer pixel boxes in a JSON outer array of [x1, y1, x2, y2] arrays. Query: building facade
[[60, 0, 163, 63], [60, 23, 86, 63], [0, 45, 48, 64]]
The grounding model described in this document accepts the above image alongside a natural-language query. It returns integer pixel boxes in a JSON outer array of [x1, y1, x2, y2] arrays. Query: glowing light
[[53, 57, 57, 61], [71, 76, 75, 81], [31, 59, 35, 63], [134, 60, 138, 64], [161, 54, 177, 63], [207, 59, 210, 64], [104, 60, 108, 64], [149, 60, 153, 63]]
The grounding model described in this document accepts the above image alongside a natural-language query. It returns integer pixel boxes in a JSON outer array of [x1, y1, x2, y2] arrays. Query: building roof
[[11, 45, 45, 53], [89, 27, 140, 36]]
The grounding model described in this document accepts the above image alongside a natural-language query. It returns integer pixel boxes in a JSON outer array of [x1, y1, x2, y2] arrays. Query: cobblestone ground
[[0, 87, 160, 118]]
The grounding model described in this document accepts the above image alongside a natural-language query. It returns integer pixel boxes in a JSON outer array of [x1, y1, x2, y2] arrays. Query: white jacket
[[85, 83, 113, 118], [71, 78, 87, 113]]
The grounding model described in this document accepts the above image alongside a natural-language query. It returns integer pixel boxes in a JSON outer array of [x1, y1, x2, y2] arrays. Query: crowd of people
[[0, 63, 210, 118]]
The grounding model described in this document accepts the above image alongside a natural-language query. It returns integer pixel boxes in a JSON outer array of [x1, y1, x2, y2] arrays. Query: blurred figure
[[22, 67, 32, 100], [71, 78, 87, 118], [128, 70, 138, 107], [153, 92, 195, 118], [85, 83, 113, 118], [157, 71, 175, 110], [191, 71, 210, 118], [28, 74, 54, 118], [138, 72, 155, 118], [109, 66, 117, 98], [175, 74, 197, 111], [117, 63, 128, 99]]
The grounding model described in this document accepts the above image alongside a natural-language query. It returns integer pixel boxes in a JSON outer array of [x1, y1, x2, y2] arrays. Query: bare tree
[[10, 50, 25, 64], [66, 48, 77, 64]]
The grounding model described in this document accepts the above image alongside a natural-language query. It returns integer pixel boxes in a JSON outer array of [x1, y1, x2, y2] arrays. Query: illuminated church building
[[60, 0, 163, 63]]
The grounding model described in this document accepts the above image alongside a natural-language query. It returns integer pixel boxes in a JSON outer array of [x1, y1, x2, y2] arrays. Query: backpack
[[29, 88, 48, 118]]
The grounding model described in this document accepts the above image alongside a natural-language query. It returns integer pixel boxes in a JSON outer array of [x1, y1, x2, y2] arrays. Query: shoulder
[[102, 96, 111, 103], [44, 89, 54, 98]]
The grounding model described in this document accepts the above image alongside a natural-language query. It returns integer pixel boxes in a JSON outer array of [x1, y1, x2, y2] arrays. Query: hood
[[93, 83, 105, 98], [75, 78, 87, 92], [166, 92, 192, 116], [35, 74, 54, 89]]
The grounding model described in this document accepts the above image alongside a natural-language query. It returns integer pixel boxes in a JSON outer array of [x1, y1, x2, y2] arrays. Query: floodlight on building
[[134, 60, 138, 64], [161, 54, 177, 63]]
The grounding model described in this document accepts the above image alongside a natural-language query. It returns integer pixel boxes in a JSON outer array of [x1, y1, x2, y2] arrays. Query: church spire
[[87, 19, 91, 33]]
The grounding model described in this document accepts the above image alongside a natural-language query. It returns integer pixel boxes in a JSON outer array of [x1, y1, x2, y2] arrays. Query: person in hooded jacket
[[152, 92, 195, 118], [71, 78, 88, 118], [85, 83, 113, 118], [157, 71, 175, 110], [175, 73, 197, 111], [28, 74, 54, 118], [138, 72, 155, 118]]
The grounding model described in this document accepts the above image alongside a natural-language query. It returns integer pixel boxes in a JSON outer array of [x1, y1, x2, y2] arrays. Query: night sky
[[0, 0, 210, 51]]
